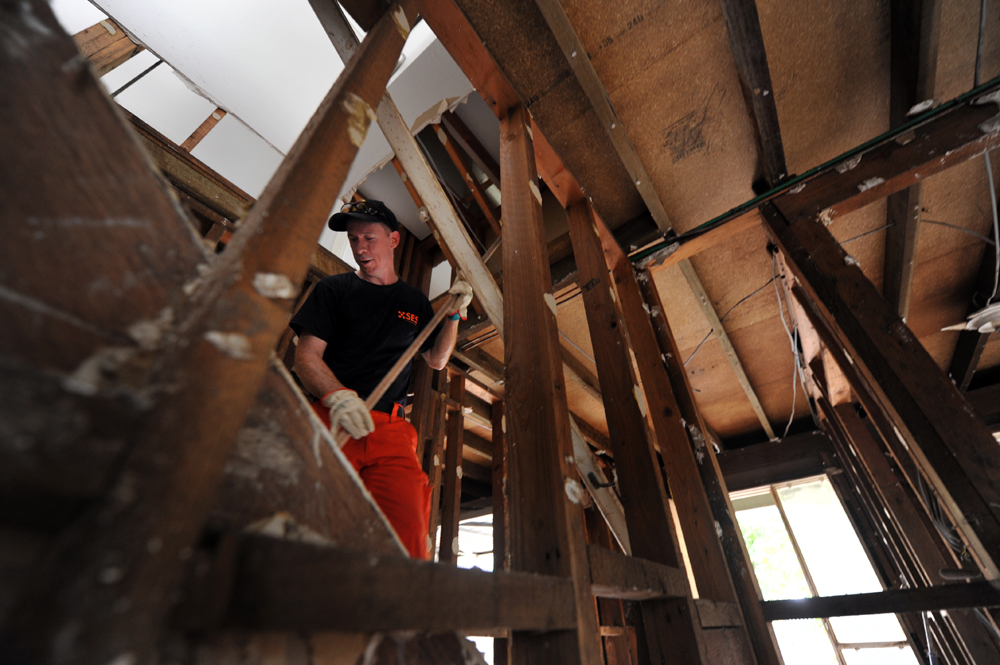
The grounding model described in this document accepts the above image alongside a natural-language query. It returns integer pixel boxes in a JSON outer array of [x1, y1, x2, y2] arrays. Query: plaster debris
[[788, 181, 807, 194], [63, 347, 137, 397], [687, 423, 706, 450], [974, 90, 1000, 107], [127, 307, 173, 350], [650, 305, 661, 317], [526, 123, 533, 141], [633, 386, 647, 417], [245, 513, 331, 546], [253, 272, 297, 299], [642, 303, 650, 314], [343, 92, 375, 148], [979, 116, 1000, 135], [204, 331, 253, 360], [564, 477, 587, 505], [819, 208, 836, 226], [835, 154, 862, 173], [857, 176, 885, 192], [391, 5, 410, 39], [528, 179, 542, 205], [544, 292, 558, 318], [418, 206, 430, 223], [844, 255, 861, 267], [715, 521, 724, 539], [105, 653, 137, 665], [894, 130, 916, 146], [906, 99, 938, 116], [456, 466, 463, 479], [433, 454, 440, 466]]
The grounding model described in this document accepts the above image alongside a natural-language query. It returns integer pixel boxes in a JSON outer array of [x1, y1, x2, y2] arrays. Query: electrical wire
[[976, 0, 988, 87], [559, 329, 595, 364], [110, 59, 162, 98], [841, 223, 895, 245], [772, 253, 802, 438], [683, 277, 775, 365], [984, 152, 1000, 305], [921, 219, 996, 246]]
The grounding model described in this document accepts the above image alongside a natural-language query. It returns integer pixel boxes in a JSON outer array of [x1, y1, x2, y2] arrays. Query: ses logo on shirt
[[398, 310, 419, 326]]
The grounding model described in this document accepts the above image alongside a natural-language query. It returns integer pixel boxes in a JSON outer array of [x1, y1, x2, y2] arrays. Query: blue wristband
[[448, 311, 462, 321]]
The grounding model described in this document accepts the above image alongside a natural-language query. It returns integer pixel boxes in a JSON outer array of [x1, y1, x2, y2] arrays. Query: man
[[290, 200, 473, 559]]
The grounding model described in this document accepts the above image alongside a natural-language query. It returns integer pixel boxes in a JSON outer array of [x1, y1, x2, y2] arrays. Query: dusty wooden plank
[[761, 201, 1000, 581], [312, 0, 504, 338], [181, 108, 227, 152], [715, 431, 837, 492], [717, 0, 787, 186], [587, 546, 688, 601], [500, 104, 601, 665], [883, 0, 941, 319], [695, 600, 744, 629], [439, 375, 465, 563], [3, 4, 416, 662], [533, 0, 671, 232], [435, 124, 501, 235], [565, 201, 708, 663], [638, 271, 784, 665], [127, 111, 254, 224], [761, 583, 1000, 621], [441, 110, 501, 190], [72, 18, 144, 77], [680, 259, 775, 439], [231, 535, 577, 632]]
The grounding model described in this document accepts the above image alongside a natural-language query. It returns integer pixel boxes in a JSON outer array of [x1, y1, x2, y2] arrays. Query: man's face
[[346, 219, 399, 283]]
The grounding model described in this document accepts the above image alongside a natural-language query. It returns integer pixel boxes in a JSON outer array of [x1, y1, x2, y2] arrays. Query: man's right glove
[[322, 389, 375, 440], [447, 274, 474, 321]]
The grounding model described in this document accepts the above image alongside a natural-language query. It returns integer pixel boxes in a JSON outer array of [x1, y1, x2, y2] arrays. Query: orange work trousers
[[311, 401, 432, 560]]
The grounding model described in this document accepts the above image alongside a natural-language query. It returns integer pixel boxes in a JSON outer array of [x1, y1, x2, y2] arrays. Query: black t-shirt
[[290, 272, 438, 410]]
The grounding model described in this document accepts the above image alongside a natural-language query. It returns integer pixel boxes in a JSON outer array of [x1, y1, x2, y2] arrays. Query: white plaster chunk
[[342, 92, 375, 148], [253, 272, 297, 299], [543, 292, 558, 317], [391, 5, 410, 39], [788, 181, 806, 194], [819, 208, 836, 226], [528, 179, 542, 205], [906, 99, 938, 116], [127, 307, 173, 349], [974, 90, 1000, 107], [834, 154, 862, 174], [844, 255, 861, 267], [564, 477, 586, 505], [633, 385, 647, 417], [456, 466, 463, 479], [857, 176, 885, 193], [204, 330, 253, 360], [715, 521, 724, 539], [63, 347, 137, 396], [979, 116, 1000, 135]]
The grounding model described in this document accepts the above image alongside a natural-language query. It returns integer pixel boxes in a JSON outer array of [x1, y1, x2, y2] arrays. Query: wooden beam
[[435, 124, 502, 235], [440, 110, 501, 190], [717, 0, 787, 185], [638, 270, 785, 665], [501, 104, 602, 665], [72, 19, 144, 77], [439, 375, 465, 563], [565, 200, 710, 662], [180, 108, 227, 152], [638, 212, 761, 273], [948, 221, 998, 390], [761, 583, 1000, 621], [761, 200, 1000, 581], [571, 420, 630, 555], [4, 3, 416, 662], [587, 546, 689, 601], [715, 431, 837, 492], [560, 343, 602, 403], [967, 382, 1000, 429], [311, 0, 504, 338], [533, 0, 671, 232], [680, 259, 776, 439], [883, 0, 941, 319], [231, 535, 578, 632]]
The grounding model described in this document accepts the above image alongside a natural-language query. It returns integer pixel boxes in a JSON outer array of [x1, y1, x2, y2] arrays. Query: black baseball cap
[[328, 199, 399, 233]]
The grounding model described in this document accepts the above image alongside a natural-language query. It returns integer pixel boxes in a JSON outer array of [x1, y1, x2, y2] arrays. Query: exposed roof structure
[[3, 0, 1000, 663]]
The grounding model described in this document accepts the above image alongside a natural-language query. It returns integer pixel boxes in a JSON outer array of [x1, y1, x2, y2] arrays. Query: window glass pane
[[829, 614, 906, 643], [734, 504, 811, 600], [776, 478, 882, 596], [771, 619, 840, 665], [841, 646, 919, 665]]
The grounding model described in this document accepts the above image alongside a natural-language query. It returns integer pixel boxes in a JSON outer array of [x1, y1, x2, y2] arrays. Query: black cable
[[111, 59, 163, 98]]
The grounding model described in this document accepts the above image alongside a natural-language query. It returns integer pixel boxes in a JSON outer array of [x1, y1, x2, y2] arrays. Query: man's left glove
[[322, 389, 375, 440], [447, 275, 474, 321]]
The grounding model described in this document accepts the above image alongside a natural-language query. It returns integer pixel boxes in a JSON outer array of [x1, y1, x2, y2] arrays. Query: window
[[732, 476, 919, 665]]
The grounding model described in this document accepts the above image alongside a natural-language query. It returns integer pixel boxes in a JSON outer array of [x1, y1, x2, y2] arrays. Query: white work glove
[[322, 389, 375, 440], [448, 275, 474, 320]]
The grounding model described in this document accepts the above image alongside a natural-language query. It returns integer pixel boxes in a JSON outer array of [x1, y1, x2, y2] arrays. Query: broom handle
[[334, 293, 460, 447]]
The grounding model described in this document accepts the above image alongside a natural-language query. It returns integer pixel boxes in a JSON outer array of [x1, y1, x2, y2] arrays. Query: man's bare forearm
[[424, 318, 459, 370], [294, 345, 346, 398]]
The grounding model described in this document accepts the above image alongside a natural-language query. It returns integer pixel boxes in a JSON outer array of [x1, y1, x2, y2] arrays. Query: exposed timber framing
[[948, 219, 998, 390], [441, 110, 502, 190], [533, 0, 671, 232], [717, 0, 787, 186], [500, 104, 601, 665], [435, 124, 502, 235], [565, 200, 711, 663], [181, 108, 228, 152], [715, 430, 837, 492], [311, 0, 504, 338], [72, 18, 145, 77], [3, 3, 417, 662], [883, 0, 941, 319], [680, 259, 776, 439], [439, 375, 465, 563], [761, 200, 1000, 581], [761, 583, 1000, 621]]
